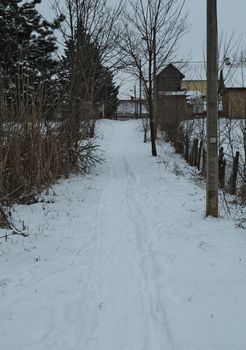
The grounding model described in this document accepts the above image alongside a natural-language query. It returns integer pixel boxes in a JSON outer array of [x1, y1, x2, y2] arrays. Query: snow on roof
[[223, 64, 246, 88], [185, 90, 204, 98], [158, 90, 204, 98], [158, 90, 187, 96]]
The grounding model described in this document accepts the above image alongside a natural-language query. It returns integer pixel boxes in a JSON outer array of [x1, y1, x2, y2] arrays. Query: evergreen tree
[[58, 22, 118, 120], [0, 0, 64, 119], [95, 67, 118, 118]]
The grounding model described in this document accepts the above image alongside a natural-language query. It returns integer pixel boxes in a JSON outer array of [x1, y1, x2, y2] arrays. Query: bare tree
[[51, 0, 123, 146], [53, 0, 123, 70], [118, 0, 188, 156]]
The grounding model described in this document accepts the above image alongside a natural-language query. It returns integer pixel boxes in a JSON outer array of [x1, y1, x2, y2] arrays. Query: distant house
[[181, 63, 246, 119], [156, 64, 192, 127], [157, 63, 185, 91], [186, 90, 206, 114], [222, 88, 246, 118], [117, 99, 148, 119], [181, 80, 207, 95]]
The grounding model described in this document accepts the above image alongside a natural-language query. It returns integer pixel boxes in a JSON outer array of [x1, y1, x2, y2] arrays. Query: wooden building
[[181, 65, 246, 119], [222, 88, 246, 119], [181, 80, 207, 95], [156, 64, 192, 128], [156, 63, 185, 91]]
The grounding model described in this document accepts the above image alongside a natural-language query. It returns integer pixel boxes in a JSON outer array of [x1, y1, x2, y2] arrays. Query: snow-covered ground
[[1, 119, 246, 350]]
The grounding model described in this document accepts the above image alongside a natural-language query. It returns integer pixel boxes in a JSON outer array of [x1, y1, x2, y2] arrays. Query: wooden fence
[[177, 137, 240, 195]]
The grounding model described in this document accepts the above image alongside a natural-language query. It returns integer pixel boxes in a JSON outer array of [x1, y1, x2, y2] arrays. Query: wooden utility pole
[[206, 0, 218, 217]]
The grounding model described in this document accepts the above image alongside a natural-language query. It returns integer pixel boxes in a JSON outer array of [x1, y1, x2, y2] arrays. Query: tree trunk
[[149, 51, 157, 157]]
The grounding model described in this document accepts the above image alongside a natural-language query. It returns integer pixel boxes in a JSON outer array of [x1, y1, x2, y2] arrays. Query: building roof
[[157, 63, 185, 79], [225, 87, 246, 91], [224, 65, 246, 88], [183, 62, 246, 89], [182, 63, 206, 81]]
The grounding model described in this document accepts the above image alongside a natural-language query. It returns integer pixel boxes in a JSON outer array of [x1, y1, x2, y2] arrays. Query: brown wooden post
[[218, 147, 226, 188], [185, 135, 189, 161], [198, 140, 203, 171], [206, 0, 219, 217], [228, 151, 240, 195], [189, 139, 195, 166], [202, 148, 207, 176], [194, 138, 199, 167]]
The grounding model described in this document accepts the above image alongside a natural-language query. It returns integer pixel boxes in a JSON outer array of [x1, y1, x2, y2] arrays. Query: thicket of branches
[[0, 0, 120, 227], [118, 0, 188, 156]]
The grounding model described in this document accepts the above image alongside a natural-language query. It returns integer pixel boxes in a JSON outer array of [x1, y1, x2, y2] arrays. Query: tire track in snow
[[123, 157, 175, 350], [64, 124, 119, 349], [79, 162, 150, 349], [75, 121, 169, 350]]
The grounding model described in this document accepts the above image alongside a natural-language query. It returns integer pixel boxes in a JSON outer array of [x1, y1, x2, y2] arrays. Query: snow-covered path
[[77, 122, 172, 350], [1, 120, 246, 350]]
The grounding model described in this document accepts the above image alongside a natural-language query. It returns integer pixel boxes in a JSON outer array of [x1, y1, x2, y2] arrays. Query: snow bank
[[0, 119, 246, 350]]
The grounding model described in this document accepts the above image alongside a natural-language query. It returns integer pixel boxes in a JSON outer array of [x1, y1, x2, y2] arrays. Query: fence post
[[218, 147, 226, 188], [197, 140, 203, 171], [228, 151, 240, 195], [194, 138, 199, 167], [202, 148, 207, 176], [185, 135, 189, 161], [189, 139, 195, 166]]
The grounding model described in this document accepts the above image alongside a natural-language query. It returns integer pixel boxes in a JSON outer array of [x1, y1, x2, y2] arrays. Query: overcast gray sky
[[38, 0, 246, 97], [182, 0, 246, 60], [39, 0, 246, 59]]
